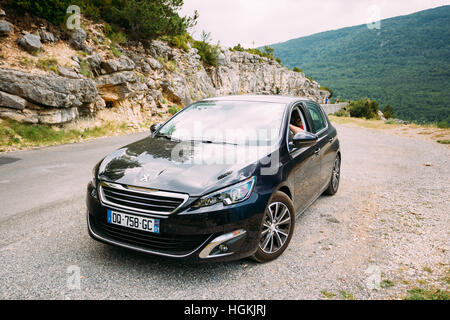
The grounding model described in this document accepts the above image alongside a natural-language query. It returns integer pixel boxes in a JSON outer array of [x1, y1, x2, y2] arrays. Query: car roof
[[202, 95, 313, 104]]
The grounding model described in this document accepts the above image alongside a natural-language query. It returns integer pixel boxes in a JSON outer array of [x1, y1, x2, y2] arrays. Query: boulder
[[0, 91, 27, 109], [0, 68, 98, 108], [101, 56, 135, 74], [86, 54, 104, 75], [145, 57, 163, 70], [38, 107, 79, 124], [57, 66, 81, 79], [0, 21, 13, 37], [95, 71, 139, 101], [0, 107, 38, 124], [17, 34, 42, 53], [0, 8, 5, 17], [69, 28, 86, 50], [38, 29, 58, 43]]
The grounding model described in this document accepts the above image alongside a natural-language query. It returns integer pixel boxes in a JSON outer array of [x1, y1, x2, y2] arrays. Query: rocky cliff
[[0, 8, 329, 125]]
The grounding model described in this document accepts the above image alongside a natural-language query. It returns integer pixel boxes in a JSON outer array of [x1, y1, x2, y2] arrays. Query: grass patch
[[381, 279, 395, 288], [158, 57, 177, 72], [339, 290, 355, 300], [0, 119, 138, 152], [437, 139, 450, 144], [168, 105, 181, 115], [321, 290, 336, 299], [36, 58, 58, 73], [423, 267, 433, 274], [18, 56, 34, 67], [405, 288, 450, 300]]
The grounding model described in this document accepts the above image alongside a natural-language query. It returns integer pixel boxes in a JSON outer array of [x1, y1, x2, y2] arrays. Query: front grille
[[99, 182, 188, 215], [90, 217, 211, 256]]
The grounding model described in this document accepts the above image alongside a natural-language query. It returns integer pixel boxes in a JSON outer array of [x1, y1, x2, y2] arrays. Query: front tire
[[252, 191, 295, 263]]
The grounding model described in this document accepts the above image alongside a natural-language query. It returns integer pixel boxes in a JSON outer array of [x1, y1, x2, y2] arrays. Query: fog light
[[91, 188, 98, 199], [219, 244, 229, 253]]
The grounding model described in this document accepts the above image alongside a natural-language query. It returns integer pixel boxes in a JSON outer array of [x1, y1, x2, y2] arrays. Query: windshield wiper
[[154, 133, 181, 142], [187, 139, 238, 146]]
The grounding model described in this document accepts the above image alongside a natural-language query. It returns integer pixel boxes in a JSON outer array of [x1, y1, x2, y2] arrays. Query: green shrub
[[79, 59, 93, 77], [348, 98, 380, 119], [437, 120, 449, 129], [231, 44, 245, 52], [293, 67, 303, 73], [333, 108, 349, 117], [168, 105, 181, 115], [382, 105, 395, 119], [192, 32, 219, 66], [109, 44, 122, 57], [161, 33, 193, 52]]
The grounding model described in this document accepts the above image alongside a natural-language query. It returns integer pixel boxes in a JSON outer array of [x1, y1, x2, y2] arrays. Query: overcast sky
[[180, 0, 450, 48]]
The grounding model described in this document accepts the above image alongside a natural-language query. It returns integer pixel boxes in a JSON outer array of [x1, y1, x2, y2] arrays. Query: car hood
[[98, 136, 274, 196]]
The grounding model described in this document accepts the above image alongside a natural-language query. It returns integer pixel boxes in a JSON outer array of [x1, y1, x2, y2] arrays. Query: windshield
[[157, 100, 286, 146]]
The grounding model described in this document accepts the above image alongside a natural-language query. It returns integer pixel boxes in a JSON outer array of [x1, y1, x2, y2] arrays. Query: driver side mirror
[[150, 123, 163, 133], [293, 131, 318, 148]]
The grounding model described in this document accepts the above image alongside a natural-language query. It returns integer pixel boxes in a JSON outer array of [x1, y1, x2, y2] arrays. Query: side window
[[287, 106, 308, 152], [306, 103, 326, 133]]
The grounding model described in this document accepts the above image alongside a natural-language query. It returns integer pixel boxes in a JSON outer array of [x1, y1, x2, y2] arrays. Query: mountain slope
[[270, 6, 450, 123]]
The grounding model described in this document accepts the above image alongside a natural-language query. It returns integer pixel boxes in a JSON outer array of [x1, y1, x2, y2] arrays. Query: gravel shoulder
[[0, 123, 448, 299]]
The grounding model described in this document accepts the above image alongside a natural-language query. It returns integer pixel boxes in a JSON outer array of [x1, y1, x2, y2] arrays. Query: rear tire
[[324, 154, 341, 196], [252, 191, 295, 263]]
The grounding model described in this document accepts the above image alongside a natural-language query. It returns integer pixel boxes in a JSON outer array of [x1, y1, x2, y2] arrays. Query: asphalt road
[[0, 125, 448, 299]]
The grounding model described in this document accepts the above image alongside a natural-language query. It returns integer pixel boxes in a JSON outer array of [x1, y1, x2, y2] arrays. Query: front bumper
[[86, 182, 269, 262]]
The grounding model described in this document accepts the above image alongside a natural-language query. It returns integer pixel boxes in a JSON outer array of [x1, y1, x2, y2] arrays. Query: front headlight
[[192, 177, 256, 208], [91, 160, 103, 188], [91, 166, 97, 188]]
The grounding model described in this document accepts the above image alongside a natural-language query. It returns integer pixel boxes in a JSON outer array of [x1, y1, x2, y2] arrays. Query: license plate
[[107, 210, 160, 234]]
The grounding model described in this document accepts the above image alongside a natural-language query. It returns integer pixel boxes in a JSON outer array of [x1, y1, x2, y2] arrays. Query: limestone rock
[[57, 66, 81, 79], [0, 20, 12, 37], [0, 107, 38, 124], [95, 71, 141, 101], [101, 56, 135, 74], [18, 34, 42, 53], [0, 68, 98, 108], [39, 107, 79, 124], [38, 29, 57, 43], [0, 91, 27, 109], [69, 28, 86, 50]]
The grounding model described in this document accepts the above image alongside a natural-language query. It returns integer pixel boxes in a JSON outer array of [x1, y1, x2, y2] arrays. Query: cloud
[[180, 0, 450, 47]]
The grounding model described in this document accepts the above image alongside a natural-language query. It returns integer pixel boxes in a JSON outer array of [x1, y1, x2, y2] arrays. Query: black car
[[87, 95, 341, 262]]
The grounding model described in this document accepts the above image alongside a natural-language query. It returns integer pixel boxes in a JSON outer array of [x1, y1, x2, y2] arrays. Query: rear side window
[[306, 103, 327, 133]]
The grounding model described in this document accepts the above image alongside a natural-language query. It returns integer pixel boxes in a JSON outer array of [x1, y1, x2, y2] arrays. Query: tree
[[263, 46, 274, 59], [348, 98, 379, 119], [382, 105, 395, 119], [109, 0, 198, 40]]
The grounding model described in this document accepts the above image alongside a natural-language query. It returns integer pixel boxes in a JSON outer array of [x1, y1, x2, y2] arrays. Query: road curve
[[0, 125, 448, 299]]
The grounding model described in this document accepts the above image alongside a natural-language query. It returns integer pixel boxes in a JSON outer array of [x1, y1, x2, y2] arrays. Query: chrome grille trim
[[98, 181, 189, 216]]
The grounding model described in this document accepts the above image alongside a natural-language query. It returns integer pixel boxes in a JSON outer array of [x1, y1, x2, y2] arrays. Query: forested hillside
[[271, 6, 450, 124]]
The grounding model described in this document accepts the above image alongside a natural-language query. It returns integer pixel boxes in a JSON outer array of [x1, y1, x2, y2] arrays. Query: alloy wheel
[[332, 157, 340, 191], [259, 202, 292, 254]]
